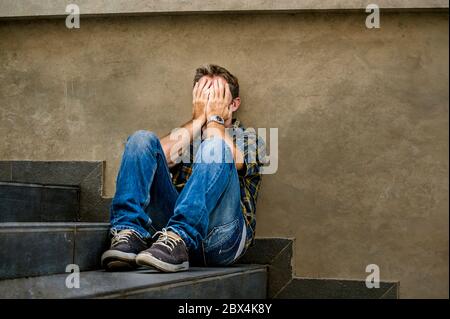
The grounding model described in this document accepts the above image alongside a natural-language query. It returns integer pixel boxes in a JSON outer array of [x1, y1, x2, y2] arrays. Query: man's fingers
[[225, 82, 232, 102], [196, 80, 204, 99], [194, 78, 203, 99], [205, 79, 212, 92], [208, 88, 213, 98], [202, 85, 210, 99], [218, 79, 224, 99], [215, 80, 221, 99], [193, 81, 199, 98], [202, 79, 213, 99], [212, 80, 217, 99], [199, 78, 210, 94]]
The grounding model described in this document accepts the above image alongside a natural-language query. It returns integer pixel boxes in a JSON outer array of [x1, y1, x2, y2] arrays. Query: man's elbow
[[235, 161, 244, 171]]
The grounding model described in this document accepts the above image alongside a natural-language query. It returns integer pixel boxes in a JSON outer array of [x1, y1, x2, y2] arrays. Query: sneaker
[[101, 229, 149, 271], [136, 228, 189, 272]]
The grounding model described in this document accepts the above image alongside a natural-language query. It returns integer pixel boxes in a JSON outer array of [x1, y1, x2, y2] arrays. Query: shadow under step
[[0, 265, 267, 299], [0, 222, 110, 279], [0, 182, 80, 222]]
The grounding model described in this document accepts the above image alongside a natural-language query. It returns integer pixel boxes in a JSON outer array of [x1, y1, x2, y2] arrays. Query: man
[[101, 64, 264, 272]]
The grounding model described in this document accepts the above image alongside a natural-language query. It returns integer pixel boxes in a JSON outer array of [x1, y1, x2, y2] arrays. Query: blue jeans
[[110, 130, 249, 266]]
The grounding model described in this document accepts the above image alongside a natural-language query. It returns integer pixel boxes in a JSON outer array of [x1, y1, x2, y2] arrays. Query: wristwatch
[[207, 115, 225, 126]]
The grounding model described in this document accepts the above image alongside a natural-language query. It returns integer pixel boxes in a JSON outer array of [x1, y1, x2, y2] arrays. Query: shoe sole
[[101, 250, 137, 271], [136, 252, 189, 272]]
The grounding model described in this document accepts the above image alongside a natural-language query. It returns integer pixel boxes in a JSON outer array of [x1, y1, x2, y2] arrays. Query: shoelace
[[111, 229, 142, 247], [152, 228, 181, 252]]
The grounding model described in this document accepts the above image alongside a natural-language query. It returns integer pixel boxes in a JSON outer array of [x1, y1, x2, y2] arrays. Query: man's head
[[193, 64, 241, 114]]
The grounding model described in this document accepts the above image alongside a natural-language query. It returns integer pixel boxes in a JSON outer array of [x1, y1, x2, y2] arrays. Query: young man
[[101, 64, 264, 272]]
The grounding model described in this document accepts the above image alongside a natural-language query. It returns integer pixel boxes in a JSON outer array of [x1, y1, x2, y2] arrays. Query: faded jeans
[[110, 130, 249, 266]]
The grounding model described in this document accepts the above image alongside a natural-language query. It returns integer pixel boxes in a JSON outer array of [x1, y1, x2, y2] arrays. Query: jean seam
[[220, 225, 242, 255], [206, 163, 232, 195], [203, 218, 239, 252], [142, 163, 156, 209], [142, 140, 162, 209], [185, 163, 231, 235], [188, 140, 232, 231], [197, 162, 233, 229], [144, 142, 178, 232], [204, 226, 242, 265], [204, 141, 233, 194]]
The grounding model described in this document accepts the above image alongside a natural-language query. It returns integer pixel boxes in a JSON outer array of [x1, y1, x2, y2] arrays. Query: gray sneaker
[[136, 228, 189, 272], [101, 229, 149, 271]]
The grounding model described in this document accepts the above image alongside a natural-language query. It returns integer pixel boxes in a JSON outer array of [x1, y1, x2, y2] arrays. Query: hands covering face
[[192, 77, 232, 124]]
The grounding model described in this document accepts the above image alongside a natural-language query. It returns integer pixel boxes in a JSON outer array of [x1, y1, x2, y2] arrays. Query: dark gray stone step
[[0, 265, 267, 299], [0, 182, 80, 222], [0, 222, 110, 279], [0, 161, 111, 222], [239, 237, 294, 298], [275, 277, 399, 299]]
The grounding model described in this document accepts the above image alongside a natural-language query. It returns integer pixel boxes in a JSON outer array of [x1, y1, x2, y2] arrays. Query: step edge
[[292, 276, 399, 284], [0, 222, 109, 231], [0, 181, 81, 189], [0, 265, 267, 299], [85, 267, 268, 299]]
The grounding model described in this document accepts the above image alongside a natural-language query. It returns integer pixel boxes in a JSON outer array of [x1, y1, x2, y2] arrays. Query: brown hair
[[193, 64, 239, 99]]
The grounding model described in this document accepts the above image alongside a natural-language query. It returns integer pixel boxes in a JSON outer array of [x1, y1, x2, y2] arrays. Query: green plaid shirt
[[170, 119, 265, 249]]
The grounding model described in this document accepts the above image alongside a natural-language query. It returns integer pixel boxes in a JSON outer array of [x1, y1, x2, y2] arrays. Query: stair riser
[[0, 228, 74, 279], [98, 270, 267, 299], [0, 161, 110, 222], [0, 183, 80, 222], [0, 266, 267, 299], [0, 223, 110, 279], [276, 278, 399, 299]]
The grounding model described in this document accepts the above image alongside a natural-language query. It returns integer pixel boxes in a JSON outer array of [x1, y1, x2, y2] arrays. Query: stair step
[[0, 182, 80, 222], [0, 265, 267, 299], [0, 222, 109, 279]]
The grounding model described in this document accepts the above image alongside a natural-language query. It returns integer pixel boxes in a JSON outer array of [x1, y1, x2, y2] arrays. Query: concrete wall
[[0, 12, 448, 298]]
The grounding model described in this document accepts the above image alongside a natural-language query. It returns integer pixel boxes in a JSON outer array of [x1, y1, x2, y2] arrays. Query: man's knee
[[198, 138, 233, 164], [126, 130, 160, 152]]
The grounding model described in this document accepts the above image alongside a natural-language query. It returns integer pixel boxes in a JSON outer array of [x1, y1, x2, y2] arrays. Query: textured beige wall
[[0, 12, 448, 298]]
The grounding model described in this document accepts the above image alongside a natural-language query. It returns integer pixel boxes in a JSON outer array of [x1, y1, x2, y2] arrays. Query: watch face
[[210, 115, 224, 124]]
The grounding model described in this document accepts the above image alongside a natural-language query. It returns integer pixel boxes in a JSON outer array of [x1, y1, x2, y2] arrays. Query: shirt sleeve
[[233, 127, 266, 177]]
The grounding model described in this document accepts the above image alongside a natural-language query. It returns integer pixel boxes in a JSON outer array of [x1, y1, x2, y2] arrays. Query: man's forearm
[[160, 117, 205, 168]]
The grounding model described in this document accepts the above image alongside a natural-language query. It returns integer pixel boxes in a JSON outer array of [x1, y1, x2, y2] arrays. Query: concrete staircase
[[0, 266, 266, 299], [0, 160, 399, 299], [0, 165, 267, 299]]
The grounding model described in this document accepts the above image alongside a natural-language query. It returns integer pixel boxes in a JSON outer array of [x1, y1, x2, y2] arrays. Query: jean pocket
[[203, 218, 242, 266]]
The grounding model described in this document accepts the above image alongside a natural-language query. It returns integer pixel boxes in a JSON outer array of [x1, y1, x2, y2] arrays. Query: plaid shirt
[[170, 118, 265, 249]]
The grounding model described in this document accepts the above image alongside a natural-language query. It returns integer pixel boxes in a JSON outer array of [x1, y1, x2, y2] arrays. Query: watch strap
[[207, 115, 225, 125]]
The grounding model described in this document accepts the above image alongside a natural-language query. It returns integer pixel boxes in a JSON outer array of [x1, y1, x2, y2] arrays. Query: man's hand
[[206, 79, 232, 121], [161, 76, 244, 171], [204, 79, 245, 171], [192, 77, 212, 125]]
